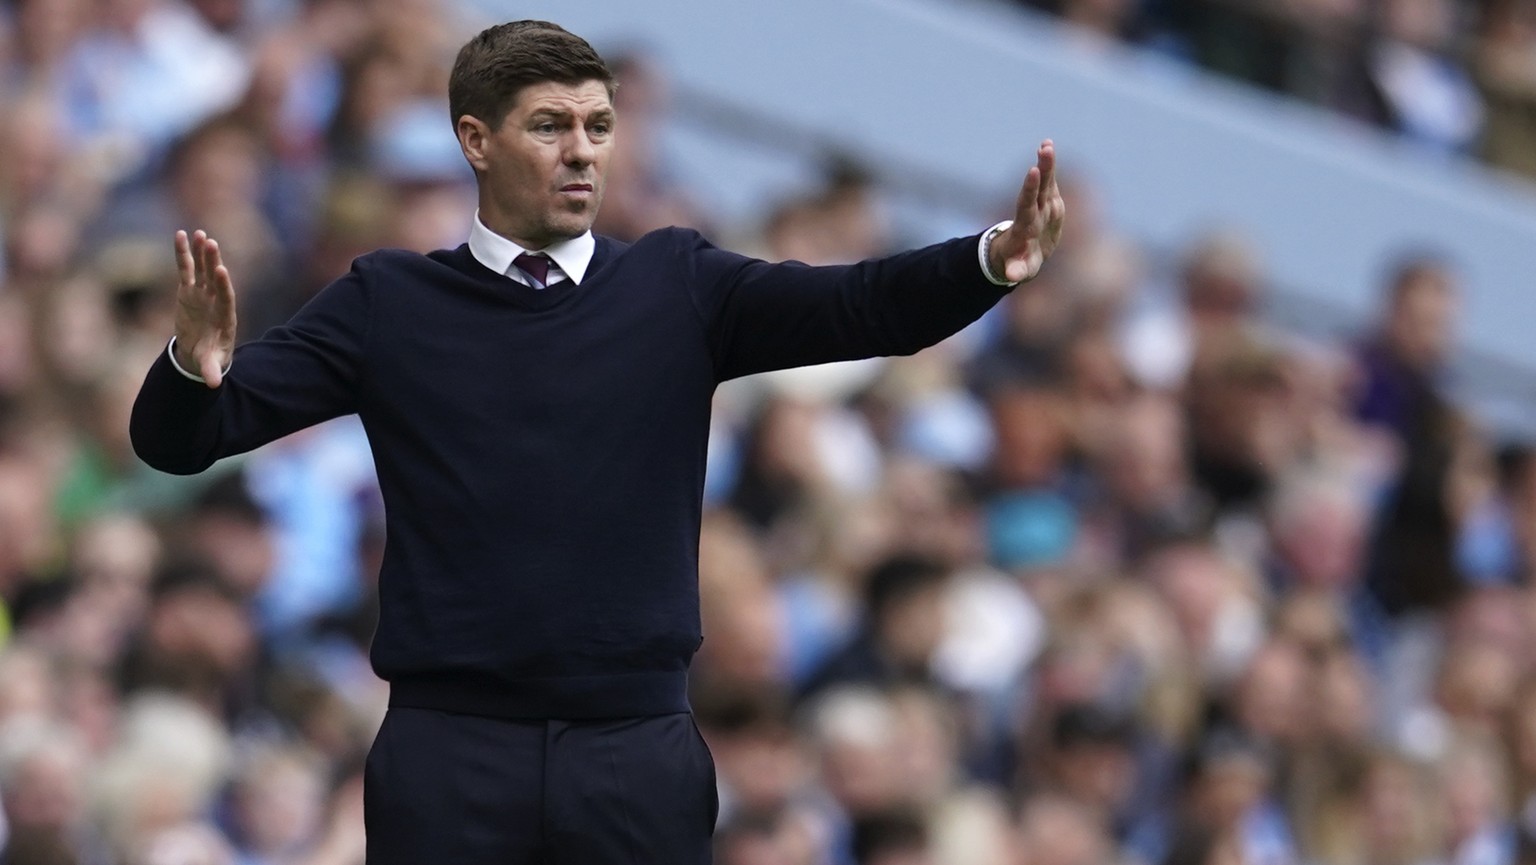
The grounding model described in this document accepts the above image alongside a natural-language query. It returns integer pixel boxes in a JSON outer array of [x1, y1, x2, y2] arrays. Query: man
[[797, 554, 953, 701], [130, 19, 1065, 865], [1353, 255, 1459, 443]]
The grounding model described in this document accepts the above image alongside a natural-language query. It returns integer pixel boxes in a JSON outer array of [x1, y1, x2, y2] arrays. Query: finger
[[212, 260, 235, 296], [212, 262, 237, 320], [1036, 140, 1057, 207], [1005, 251, 1038, 285], [191, 230, 208, 289], [206, 240, 235, 316], [1015, 166, 1041, 224], [201, 350, 224, 389], [200, 235, 221, 293], [204, 238, 224, 284], [174, 231, 196, 289]]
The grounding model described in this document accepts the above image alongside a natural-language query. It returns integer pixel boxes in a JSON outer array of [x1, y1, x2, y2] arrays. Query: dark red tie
[[513, 253, 550, 288]]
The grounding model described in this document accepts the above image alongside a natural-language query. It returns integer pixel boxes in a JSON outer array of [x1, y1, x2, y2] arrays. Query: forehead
[[509, 80, 613, 117]]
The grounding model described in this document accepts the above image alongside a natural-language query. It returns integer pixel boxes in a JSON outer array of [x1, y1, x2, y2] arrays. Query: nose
[[563, 129, 596, 169]]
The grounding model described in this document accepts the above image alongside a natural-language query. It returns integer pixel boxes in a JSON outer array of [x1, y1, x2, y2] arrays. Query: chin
[[550, 215, 597, 239]]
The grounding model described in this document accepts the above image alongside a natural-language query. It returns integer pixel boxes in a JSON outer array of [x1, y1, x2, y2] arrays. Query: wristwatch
[[979, 220, 1019, 287]]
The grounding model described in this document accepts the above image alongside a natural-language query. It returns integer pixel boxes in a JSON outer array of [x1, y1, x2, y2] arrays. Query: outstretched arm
[[687, 141, 1068, 381], [132, 231, 372, 475]]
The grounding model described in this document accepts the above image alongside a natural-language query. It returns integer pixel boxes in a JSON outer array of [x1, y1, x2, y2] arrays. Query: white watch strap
[[167, 336, 231, 383], [978, 220, 1019, 287]]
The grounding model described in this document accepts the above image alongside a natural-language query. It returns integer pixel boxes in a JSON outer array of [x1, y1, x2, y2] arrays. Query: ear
[[456, 115, 492, 173]]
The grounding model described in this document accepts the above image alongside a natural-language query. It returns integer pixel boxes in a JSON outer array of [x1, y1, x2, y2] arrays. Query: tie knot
[[513, 253, 550, 287]]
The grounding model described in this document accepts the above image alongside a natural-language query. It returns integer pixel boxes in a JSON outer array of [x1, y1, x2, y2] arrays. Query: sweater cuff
[[978, 220, 1020, 287], [167, 337, 231, 383]]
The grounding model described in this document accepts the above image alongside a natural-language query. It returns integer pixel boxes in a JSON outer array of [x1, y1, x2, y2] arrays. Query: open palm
[[173, 230, 238, 388], [988, 140, 1067, 284]]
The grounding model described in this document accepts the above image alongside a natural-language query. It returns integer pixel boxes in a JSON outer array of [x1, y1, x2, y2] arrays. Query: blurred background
[[1, 0, 1535, 863]]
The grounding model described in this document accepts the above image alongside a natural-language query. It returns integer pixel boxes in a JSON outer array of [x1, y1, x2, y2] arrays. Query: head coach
[[129, 18, 1066, 865]]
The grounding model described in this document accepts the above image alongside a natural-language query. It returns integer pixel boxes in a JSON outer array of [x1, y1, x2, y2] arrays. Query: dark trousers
[[364, 707, 718, 864]]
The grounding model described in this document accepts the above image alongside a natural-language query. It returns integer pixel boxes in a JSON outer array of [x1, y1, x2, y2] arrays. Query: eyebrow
[[528, 107, 615, 123], [528, 109, 572, 122]]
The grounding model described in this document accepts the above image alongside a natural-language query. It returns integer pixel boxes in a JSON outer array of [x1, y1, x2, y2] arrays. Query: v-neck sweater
[[130, 226, 1013, 719]]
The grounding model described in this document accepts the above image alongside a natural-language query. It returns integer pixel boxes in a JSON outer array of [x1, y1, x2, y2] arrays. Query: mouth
[[560, 183, 594, 194]]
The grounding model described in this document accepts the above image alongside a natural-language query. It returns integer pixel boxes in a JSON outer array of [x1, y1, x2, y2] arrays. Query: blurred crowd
[[1012, 0, 1536, 177], [0, 2, 1534, 865]]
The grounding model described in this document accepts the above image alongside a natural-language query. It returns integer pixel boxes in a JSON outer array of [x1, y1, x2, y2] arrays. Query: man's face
[[467, 79, 614, 248], [1389, 273, 1458, 370]]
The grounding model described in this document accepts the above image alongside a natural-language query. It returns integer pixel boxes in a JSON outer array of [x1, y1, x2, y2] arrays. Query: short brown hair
[[448, 20, 614, 130]]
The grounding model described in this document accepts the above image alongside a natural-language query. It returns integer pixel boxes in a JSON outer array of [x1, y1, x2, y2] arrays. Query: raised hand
[[173, 230, 238, 388], [988, 140, 1067, 285]]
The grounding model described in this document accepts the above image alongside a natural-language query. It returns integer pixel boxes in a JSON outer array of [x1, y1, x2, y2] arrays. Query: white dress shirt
[[467, 211, 595, 287]]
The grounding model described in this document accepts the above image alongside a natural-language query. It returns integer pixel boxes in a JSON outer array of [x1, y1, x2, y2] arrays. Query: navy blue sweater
[[130, 227, 1012, 719]]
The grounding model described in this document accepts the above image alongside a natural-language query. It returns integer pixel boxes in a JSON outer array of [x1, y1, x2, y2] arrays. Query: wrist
[[172, 335, 198, 371], [167, 336, 230, 385], [979, 220, 1018, 287]]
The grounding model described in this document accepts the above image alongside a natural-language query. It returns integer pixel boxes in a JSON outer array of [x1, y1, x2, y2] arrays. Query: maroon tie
[[513, 253, 551, 288]]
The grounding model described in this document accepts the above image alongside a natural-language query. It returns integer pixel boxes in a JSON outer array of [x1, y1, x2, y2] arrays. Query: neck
[[477, 204, 571, 251], [484, 222, 551, 252]]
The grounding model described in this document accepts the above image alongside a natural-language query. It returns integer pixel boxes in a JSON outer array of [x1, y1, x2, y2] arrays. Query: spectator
[[800, 556, 954, 701], [850, 809, 931, 865], [1032, 704, 1148, 837], [1476, 0, 1536, 178], [806, 686, 909, 821], [117, 561, 260, 720], [1497, 444, 1536, 583], [695, 512, 789, 690], [1139, 539, 1266, 687], [1016, 791, 1115, 865], [1264, 469, 1391, 668], [714, 808, 820, 865], [1119, 230, 1267, 394], [226, 744, 328, 865], [1086, 393, 1212, 563], [91, 693, 232, 862], [1353, 257, 1460, 444], [1185, 336, 1304, 514], [693, 688, 815, 823], [0, 716, 93, 858], [1362, 0, 1485, 152], [177, 473, 275, 604], [55, 0, 251, 180], [1365, 407, 1483, 616], [1439, 734, 1516, 865]]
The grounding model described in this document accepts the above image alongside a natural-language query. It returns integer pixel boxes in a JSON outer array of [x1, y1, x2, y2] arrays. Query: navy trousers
[[363, 708, 718, 864]]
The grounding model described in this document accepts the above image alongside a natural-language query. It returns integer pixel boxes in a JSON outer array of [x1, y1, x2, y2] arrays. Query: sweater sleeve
[[129, 259, 372, 475], [679, 228, 1014, 382]]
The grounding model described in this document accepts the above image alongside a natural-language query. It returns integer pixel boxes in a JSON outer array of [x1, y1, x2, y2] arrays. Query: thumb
[[200, 350, 225, 389], [1004, 243, 1043, 284]]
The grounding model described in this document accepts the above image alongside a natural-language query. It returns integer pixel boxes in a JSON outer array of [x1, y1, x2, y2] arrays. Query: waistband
[[388, 669, 690, 720]]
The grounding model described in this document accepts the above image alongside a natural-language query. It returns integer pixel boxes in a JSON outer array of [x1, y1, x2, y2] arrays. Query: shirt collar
[[467, 211, 595, 284]]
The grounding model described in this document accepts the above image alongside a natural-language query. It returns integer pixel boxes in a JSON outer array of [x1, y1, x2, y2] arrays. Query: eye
[[590, 123, 612, 136], [534, 122, 558, 134]]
